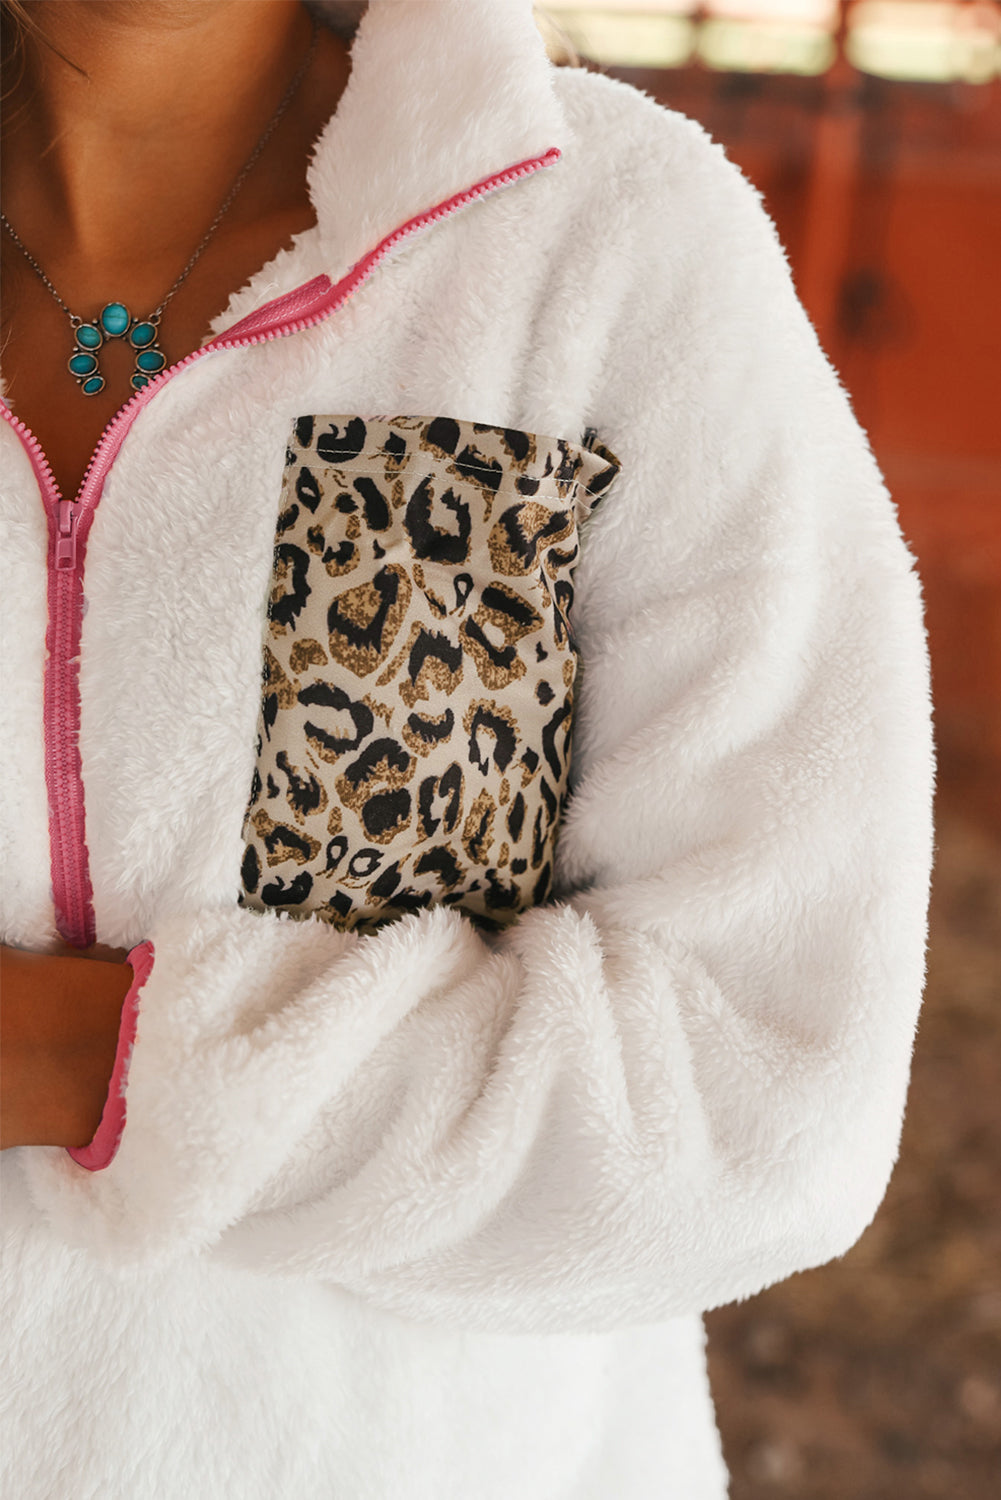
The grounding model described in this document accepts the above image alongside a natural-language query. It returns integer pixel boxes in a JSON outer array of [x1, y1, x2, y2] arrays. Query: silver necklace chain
[[1, 12, 319, 329]]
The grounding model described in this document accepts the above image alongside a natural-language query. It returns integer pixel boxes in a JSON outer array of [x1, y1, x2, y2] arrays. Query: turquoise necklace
[[1, 13, 317, 399]]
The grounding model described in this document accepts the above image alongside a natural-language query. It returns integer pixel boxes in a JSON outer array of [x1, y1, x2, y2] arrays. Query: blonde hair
[[534, 7, 581, 68]]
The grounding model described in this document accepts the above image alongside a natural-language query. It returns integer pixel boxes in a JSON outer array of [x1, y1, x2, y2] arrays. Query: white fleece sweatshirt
[[0, 2, 933, 1497]]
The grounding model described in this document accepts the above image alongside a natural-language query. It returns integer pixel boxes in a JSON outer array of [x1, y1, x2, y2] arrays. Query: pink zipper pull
[[55, 500, 78, 570]]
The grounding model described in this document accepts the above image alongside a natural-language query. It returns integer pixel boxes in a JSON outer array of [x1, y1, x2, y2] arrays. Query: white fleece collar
[[306, 0, 567, 282]]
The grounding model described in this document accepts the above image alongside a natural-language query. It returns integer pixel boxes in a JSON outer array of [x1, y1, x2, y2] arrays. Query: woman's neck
[[0, 0, 352, 501], [2, 0, 316, 266]]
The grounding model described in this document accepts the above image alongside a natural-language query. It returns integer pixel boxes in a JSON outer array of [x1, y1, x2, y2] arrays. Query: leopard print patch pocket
[[239, 415, 619, 933]]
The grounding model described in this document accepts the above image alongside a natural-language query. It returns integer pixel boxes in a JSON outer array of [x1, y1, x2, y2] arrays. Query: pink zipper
[[2, 148, 561, 948]]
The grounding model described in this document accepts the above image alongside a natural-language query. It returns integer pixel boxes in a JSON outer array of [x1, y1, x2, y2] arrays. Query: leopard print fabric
[[239, 415, 620, 933]]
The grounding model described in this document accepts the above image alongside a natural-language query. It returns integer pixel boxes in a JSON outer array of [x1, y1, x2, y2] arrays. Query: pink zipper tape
[[66, 939, 155, 1172]]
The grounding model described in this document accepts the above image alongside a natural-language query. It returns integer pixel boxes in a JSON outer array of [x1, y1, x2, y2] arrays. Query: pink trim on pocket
[[67, 940, 155, 1172]]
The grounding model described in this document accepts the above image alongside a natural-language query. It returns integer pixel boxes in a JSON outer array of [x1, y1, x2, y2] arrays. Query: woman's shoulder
[[553, 62, 718, 157], [548, 63, 781, 250]]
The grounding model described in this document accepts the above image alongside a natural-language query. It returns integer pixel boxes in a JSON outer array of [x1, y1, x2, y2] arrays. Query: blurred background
[[538, 3, 1001, 1495]]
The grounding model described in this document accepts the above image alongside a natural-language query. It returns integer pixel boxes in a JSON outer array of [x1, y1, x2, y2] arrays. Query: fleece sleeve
[[24, 118, 933, 1336]]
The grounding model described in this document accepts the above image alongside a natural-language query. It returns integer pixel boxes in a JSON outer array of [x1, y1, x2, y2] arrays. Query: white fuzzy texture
[[1, 1, 932, 1496]]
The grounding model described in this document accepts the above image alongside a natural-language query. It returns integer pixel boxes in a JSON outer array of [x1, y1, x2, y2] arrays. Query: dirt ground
[[705, 759, 1001, 1499]]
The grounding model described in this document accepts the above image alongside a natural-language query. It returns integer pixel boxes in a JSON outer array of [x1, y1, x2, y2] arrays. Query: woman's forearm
[[0, 944, 132, 1149]]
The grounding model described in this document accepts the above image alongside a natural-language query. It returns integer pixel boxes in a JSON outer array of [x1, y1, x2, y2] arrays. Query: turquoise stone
[[100, 302, 130, 337], [136, 349, 166, 373], [82, 375, 105, 396], [129, 321, 157, 348], [69, 353, 98, 377], [131, 373, 150, 391], [75, 323, 102, 349]]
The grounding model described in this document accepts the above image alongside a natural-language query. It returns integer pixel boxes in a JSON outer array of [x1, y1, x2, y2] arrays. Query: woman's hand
[[0, 943, 133, 1150]]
